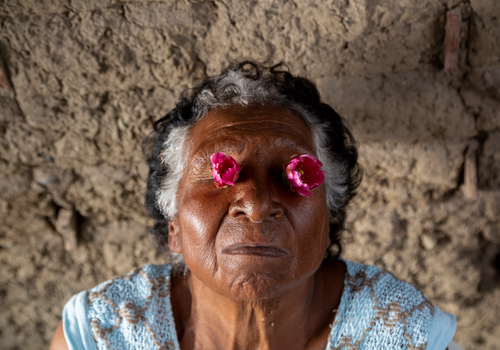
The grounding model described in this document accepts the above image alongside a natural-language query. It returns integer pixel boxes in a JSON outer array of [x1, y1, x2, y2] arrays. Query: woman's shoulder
[[87, 263, 174, 298], [329, 259, 457, 350], [340, 258, 431, 307], [62, 263, 180, 350], [339, 258, 438, 323]]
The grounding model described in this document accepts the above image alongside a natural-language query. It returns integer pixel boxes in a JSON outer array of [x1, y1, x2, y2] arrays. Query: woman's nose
[[228, 175, 284, 223]]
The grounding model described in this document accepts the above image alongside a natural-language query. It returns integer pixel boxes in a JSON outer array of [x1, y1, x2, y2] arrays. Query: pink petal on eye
[[210, 152, 225, 164], [295, 186, 313, 198], [211, 152, 242, 189], [283, 154, 325, 197]]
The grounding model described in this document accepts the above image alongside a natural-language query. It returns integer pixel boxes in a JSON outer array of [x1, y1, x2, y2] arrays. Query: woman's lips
[[222, 244, 288, 258]]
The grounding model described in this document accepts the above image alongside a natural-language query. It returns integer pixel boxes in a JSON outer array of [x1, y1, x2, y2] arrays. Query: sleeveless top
[[62, 259, 456, 350]]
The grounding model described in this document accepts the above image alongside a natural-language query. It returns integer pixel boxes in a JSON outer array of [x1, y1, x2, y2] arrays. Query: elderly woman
[[51, 61, 456, 350]]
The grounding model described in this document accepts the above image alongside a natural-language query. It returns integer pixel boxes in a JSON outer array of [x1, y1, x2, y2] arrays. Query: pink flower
[[211, 152, 242, 189], [284, 154, 325, 197]]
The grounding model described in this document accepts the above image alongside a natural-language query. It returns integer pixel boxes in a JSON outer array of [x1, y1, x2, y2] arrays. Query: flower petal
[[282, 154, 325, 197], [211, 152, 242, 189]]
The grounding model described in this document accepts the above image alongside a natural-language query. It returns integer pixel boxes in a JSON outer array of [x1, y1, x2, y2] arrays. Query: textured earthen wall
[[0, 0, 499, 348]]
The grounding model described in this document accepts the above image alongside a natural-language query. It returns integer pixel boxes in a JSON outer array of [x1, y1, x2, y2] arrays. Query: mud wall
[[0, 0, 499, 349]]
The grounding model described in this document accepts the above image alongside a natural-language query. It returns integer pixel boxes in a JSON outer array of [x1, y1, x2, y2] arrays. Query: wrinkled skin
[[168, 106, 345, 350], [170, 106, 332, 300]]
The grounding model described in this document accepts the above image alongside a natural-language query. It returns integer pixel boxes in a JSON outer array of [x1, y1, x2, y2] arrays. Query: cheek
[[289, 197, 330, 268], [177, 185, 229, 274]]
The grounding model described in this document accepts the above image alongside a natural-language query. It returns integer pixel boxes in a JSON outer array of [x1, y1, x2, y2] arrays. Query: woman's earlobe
[[168, 217, 182, 253]]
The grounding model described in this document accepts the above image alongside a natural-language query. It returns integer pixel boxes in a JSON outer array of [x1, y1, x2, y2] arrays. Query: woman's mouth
[[222, 244, 288, 258]]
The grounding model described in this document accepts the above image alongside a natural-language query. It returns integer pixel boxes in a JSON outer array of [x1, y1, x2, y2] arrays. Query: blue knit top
[[62, 259, 456, 349]]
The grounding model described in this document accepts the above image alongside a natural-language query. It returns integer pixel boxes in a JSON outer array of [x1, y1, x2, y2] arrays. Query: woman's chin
[[226, 271, 282, 300], [216, 255, 294, 300]]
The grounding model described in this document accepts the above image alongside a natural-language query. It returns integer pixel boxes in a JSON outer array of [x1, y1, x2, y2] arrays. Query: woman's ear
[[168, 217, 182, 253]]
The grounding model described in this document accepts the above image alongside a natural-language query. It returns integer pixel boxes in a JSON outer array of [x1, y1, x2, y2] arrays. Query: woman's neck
[[171, 260, 345, 350]]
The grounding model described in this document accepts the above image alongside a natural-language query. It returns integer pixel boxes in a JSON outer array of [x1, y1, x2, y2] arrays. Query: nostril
[[272, 207, 284, 219]]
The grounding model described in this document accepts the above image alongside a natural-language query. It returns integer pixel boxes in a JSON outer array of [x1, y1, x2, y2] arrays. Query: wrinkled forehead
[[186, 105, 316, 156]]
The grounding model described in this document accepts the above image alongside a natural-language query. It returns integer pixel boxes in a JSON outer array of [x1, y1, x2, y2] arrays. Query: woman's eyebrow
[[271, 137, 313, 155], [189, 150, 213, 174], [189, 136, 313, 169], [188, 143, 244, 173], [191, 139, 246, 159]]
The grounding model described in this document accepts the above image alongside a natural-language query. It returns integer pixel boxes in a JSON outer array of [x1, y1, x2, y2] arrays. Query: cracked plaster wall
[[0, 0, 499, 349]]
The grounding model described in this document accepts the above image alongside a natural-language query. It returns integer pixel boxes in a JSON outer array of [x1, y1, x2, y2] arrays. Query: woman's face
[[168, 105, 331, 300]]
